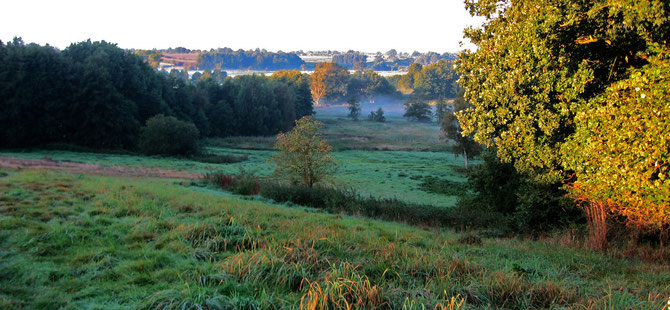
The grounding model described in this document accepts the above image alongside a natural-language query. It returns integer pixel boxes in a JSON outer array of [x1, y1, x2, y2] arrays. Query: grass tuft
[[300, 262, 388, 309], [142, 288, 226, 310], [185, 217, 260, 254]]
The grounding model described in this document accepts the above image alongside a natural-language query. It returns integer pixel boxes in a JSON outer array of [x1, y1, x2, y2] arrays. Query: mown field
[[1, 168, 668, 309]]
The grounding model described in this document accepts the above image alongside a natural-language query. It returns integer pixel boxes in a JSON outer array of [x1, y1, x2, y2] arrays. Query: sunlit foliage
[[458, 0, 670, 234], [270, 116, 337, 187]]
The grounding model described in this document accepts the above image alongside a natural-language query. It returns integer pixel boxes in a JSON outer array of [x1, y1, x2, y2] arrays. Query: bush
[[260, 182, 508, 229], [462, 148, 582, 233], [270, 116, 336, 187], [139, 115, 200, 155], [203, 171, 259, 196], [367, 108, 386, 122], [347, 97, 361, 120], [416, 175, 470, 196]]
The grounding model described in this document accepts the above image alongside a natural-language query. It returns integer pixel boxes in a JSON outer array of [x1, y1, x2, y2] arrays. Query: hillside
[[1, 168, 668, 309]]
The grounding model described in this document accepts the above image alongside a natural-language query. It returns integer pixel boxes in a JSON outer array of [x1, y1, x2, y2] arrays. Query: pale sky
[[1, 0, 483, 53]]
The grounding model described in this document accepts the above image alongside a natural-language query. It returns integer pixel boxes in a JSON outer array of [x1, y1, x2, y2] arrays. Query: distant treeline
[[387, 60, 459, 99], [332, 52, 367, 69], [309, 63, 401, 105], [137, 47, 458, 71], [328, 50, 457, 70], [196, 48, 306, 70], [0, 39, 313, 150]]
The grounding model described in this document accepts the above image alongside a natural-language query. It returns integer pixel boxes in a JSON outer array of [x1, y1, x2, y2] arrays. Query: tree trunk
[[463, 148, 469, 169]]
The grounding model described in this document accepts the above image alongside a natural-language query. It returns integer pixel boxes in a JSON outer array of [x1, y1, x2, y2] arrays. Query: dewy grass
[[1, 169, 668, 309], [1, 146, 471, 208], [203, 170, 494, 230], [313, 106, 449, 152]]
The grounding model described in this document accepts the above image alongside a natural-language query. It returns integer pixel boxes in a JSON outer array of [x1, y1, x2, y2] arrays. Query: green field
[[209, 105, 449, 152], [1, 169, 668, 309], [1, 114, 468, 208], [1, 147, 466, 208], [2, 110, 668, 309], [318, 119, 448, 153]]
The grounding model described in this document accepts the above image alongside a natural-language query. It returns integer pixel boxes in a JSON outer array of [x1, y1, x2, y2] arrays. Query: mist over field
[[317, 95, 411, 116]]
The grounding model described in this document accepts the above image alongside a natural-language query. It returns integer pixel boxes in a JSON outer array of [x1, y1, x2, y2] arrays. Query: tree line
[[0, 38, 313, 150], [332, 51, 367, 69], [196, 48, 306, 70], [138, 47, 458, 72], [309, 62, 400, 105], [395, 60, 459, 99]]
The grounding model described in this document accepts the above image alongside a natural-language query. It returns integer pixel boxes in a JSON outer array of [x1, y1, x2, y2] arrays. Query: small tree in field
[[403, 98, 432, 122], [347, 96, 361, 120], [270, 116, 337, 187], [367, 107, 386, 122]]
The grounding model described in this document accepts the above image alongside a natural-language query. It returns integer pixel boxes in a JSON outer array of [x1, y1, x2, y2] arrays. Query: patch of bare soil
[[0, 156, 201, 179]]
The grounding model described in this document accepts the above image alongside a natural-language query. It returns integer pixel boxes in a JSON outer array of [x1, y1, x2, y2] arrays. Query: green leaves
[[270, 116, 337, 187], [459, 0, 670, 231]]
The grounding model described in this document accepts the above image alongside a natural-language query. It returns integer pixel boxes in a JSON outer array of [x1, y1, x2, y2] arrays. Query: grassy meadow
[[209, 104, 449, 152], [1, 168, 668, 309], [1, 107, 668, 309], [1, 110, 468, 208]]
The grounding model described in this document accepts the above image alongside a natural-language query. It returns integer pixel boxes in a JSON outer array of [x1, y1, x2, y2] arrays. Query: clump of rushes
[[184, 217, 260, 254], [300, 262, 387, 309]]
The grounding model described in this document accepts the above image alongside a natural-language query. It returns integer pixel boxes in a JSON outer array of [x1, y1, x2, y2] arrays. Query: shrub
[[270, 116, 336, 187], [367, 108, 386, 122], [203, 171, 259, 196], [417, 175, 470, 196], [462, 148, 581, 232], [403, 98, 432, 122], [347, 97, 361, 120], [139, 115, 200, 155]]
